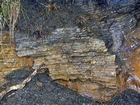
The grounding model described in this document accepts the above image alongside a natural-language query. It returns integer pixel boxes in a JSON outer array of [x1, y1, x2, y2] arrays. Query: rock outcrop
[[1, 0, 140, 101], [15, 27, 117, 101], [0, 31, 34, 84]]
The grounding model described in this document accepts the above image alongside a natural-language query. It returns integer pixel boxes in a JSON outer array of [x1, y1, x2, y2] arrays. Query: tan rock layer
[[0, 33, 34, 84], [14, 27, 117, 101], [32, 36, 117, 101]]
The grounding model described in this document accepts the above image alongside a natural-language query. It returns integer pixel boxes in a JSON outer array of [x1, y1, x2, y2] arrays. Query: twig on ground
[[0, 62, 46, 100]]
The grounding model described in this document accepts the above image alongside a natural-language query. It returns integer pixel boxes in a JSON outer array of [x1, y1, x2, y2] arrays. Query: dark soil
[[1, 68, 140, 105], [16, 0, 101, 39], [0, 69, 98, 105]]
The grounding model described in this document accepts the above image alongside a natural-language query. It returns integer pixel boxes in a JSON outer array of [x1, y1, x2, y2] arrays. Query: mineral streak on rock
[[15, 27, 118, 101]]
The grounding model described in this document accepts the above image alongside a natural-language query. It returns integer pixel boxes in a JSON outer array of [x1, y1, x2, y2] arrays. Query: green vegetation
[[0, 0, 20, 43]]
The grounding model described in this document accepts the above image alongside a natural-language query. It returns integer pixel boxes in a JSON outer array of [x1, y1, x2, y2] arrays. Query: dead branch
[[0, 62, 46, 100]]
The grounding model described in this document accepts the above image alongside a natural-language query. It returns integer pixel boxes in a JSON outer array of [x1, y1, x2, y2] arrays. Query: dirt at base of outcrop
[[0, 68, 98, 105], [0, 68, 140, 105]]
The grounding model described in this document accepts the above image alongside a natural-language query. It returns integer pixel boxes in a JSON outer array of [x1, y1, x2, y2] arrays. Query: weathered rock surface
[[1, 0, 140, 102], [117, 28, 140, 93], [0, 32, 34, 84], [15, 27, 117, 101], [109, 14, 137, 52], [79, 0, 138, 53]]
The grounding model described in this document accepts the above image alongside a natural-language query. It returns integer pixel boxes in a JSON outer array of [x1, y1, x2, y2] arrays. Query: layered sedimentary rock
[[15, 27, 117, 101], [0, 0, 140, 102], [0, 31, 34, 84]]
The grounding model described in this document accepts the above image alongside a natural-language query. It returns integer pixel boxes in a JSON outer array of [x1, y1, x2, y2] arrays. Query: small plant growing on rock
[[1, 0, 20, 43], [38, 1, 60, 13], [75, 14, 90, 27], [0, 1, 5, 50]]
